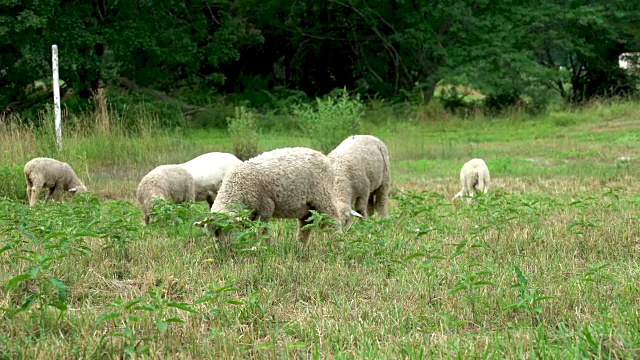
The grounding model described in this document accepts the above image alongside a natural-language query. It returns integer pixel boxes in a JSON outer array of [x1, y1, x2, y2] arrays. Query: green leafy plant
[[579, 263, 616, 284], [293, 88, 363, 154], [195, 204, 274, 267], [0, 197, 102, 316], [2, 251, 69, 316], [95, 285, 198, 358], [227, 106, 260, 160], [448, 261, 496, 320], [504, 266, 554, 322], [299, 210, 341, 234], [148, 198, 198, 229]]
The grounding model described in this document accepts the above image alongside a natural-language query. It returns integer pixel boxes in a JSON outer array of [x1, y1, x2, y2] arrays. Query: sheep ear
[[350, 209, 364, 218], [68, 188, 77, 193]]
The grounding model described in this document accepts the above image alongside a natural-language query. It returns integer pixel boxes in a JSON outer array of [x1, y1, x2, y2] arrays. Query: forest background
[[2, 0, 640, 124]]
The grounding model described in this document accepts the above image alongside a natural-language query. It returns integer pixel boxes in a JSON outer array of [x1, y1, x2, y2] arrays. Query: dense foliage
[[1, 0, 639, 114]]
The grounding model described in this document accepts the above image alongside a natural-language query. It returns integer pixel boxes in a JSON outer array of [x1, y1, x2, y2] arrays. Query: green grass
[[0, 100, 639, 358]]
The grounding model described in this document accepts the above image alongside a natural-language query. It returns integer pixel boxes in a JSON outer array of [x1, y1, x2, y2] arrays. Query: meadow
[[0, 99, 639, 358]]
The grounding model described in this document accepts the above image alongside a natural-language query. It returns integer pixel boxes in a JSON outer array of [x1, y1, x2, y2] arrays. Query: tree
[[0, 0, 262, 114], [509, 2, 639, 102]]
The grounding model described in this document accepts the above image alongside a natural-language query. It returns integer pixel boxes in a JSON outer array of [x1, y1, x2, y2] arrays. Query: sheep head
[[336, 201, 363, 231], [68, 184, 88, 195]]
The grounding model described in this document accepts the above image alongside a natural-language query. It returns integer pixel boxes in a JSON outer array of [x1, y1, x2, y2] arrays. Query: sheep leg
[[478, 174, 489, 194], [373, 183, 389, 218], [29, 183, 43, 207], [367, 193, 375, 217], [44, 186, 56, 203], [354, 196, 368, 219], [25, 175, 33, 205], [206, 191, 217, 209], [258, 227, 272, 244], [250, 215, 272, 245], [297, 216, 313, 244], [255, 201, 274, 244], [464, 176, 478, 204], [47, 182, 64, 203]]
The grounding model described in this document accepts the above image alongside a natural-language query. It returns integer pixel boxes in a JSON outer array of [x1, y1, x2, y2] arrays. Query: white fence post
[[52, 44, 62, 151]]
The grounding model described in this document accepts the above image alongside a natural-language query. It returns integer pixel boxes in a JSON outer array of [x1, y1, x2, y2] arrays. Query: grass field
[[0, 100, 639, 358]]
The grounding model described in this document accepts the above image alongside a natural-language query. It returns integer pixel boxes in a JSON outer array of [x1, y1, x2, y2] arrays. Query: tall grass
[[0, 104, 221, 200], [2, 97, 639, 201]]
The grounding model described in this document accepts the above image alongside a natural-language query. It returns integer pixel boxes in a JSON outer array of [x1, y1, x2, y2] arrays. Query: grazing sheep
[[328, 135, 391, 228], [24, 157, 88, 206], [136, 165, 195, 225], [196, 147, 342, 244], [178, 152, 243, 208], [452, 158, 490, 203]]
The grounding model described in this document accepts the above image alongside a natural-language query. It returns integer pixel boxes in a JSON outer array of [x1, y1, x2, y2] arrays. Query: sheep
[[328, 135, 391, 229], [24, 157, 88, 206], [136, 165, 195, 225], [452, 158, 490, 203], [178, 152, 243, 208], [195, 147, 343, 244]]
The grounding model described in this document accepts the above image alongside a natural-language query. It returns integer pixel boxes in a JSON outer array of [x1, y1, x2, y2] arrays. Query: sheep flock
[[21, 135, 490, 245]]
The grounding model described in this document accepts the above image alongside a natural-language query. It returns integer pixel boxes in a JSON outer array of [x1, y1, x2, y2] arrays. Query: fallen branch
[[118, 77, 209, 116]]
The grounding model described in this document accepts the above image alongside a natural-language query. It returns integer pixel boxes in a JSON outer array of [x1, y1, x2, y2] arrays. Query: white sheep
[[136, 165, 195, 225], [452, 158, 490, 203], [196, 147, 343, 244], [24, 157, 88, 206], [178, 152, 243, 207], [328, 135, 391, 229]]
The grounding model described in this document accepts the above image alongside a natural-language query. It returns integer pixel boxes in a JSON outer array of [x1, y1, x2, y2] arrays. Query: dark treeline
[[1, 0, 639, 113]]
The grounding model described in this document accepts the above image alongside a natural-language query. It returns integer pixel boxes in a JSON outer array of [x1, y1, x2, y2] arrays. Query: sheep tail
[[376, 142, 389, 178]]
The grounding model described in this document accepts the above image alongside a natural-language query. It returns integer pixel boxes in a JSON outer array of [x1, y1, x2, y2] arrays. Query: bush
[[226, 106, 260, 161], [483, 91, 521, 114], [293, 88, 363, 154], [437, 87, 481, 118]]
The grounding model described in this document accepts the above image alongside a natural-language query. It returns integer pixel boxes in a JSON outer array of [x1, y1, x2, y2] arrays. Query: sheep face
[[68, 184, 88, 195], [336, 201, 364, 231], [337, 201, 353, 228]]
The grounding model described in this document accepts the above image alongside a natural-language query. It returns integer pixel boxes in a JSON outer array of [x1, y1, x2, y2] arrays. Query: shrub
[[436, 86, 481, 118], [226, 106, 260, 161], [293, 88, 363, 154]]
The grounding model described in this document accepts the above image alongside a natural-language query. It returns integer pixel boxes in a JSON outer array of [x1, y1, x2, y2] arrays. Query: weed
[[227, 106, 260, 160], [294, 88, 363, 154]]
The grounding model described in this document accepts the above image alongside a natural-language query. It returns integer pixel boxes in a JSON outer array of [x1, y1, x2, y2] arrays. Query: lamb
[[328, 135, 391, 229], [24, 157, 88, 206], [452, 158, 490, 203], [195, 147, 343, 244], [136, 165, 195, 225], [178, 152, 243, 208]]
